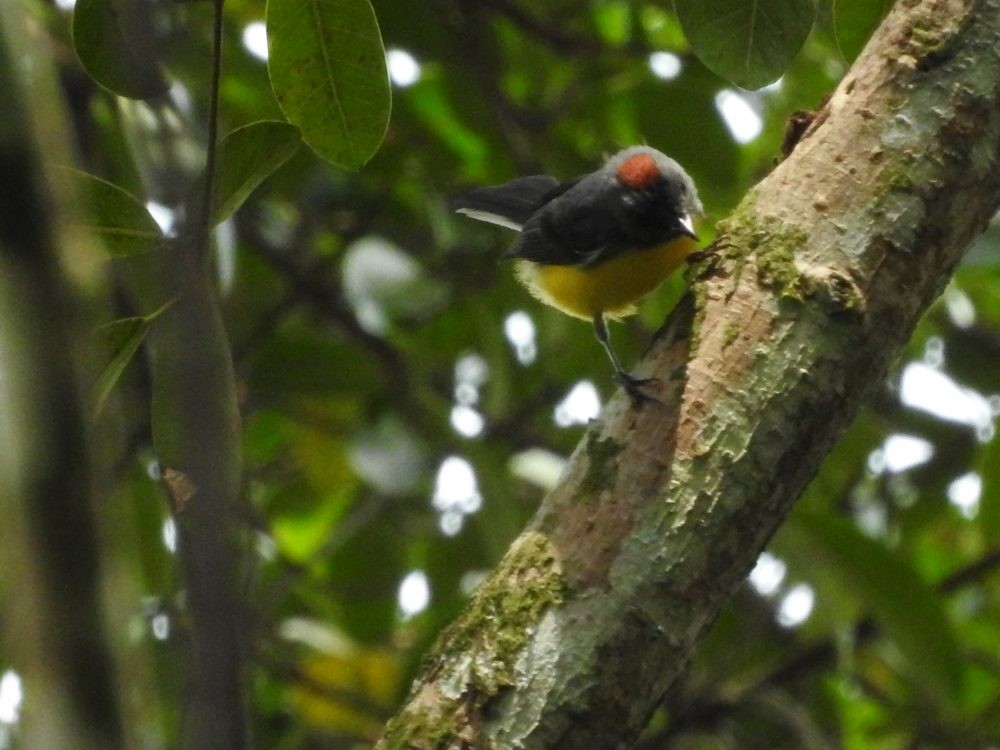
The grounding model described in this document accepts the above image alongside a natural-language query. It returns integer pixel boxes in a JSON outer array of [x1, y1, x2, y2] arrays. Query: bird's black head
[[608, 147, 702, 247]]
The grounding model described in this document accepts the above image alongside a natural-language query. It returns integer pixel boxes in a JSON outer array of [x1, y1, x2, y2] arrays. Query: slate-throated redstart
[[454, 146, 702, 402]]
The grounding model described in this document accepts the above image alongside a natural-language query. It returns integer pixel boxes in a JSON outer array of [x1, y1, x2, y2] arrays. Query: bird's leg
[[592, 314, 658, 404]]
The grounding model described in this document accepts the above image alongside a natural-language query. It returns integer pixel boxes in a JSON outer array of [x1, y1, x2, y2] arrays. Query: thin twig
[[195, 0, 225, 262]]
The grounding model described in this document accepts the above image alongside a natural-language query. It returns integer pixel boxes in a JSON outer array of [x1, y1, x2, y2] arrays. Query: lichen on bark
[[381, 531, 566, 747]]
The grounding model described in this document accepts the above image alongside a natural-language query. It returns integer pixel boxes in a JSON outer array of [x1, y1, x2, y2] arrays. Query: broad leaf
[[92, 299, 175, 418], [796, 513, 963, 701], [72, 0, 168, 99], [68, 169, 162, 257], [266, 0, 391, 169], [675, 0, 816, 90], [212, 121, 301, 225]]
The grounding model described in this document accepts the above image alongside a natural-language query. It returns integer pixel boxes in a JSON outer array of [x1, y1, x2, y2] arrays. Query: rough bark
[[378, 1, 1000, 747]]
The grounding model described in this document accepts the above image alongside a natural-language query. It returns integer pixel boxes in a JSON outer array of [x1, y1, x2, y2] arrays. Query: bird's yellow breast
[[514, 235, 697, 320]]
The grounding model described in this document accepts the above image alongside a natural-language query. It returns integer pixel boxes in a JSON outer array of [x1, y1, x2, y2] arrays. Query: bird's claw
[[685, 249, 714, 264], [615, 371, 661, 406]]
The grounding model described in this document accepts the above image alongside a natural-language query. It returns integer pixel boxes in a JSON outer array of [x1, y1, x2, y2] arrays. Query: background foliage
[[1, 0, 999, 747]]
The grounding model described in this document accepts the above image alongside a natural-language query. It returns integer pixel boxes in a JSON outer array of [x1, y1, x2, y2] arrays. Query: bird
[[453, 146, 703, 402]]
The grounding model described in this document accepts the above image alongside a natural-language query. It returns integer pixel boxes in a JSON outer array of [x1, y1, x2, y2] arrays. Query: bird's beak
[[679, 214, 699, 241]]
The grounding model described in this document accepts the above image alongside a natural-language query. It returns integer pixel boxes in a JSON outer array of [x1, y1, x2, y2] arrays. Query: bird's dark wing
[[503, 177, 623, 266], [452, 175, 566, 230]]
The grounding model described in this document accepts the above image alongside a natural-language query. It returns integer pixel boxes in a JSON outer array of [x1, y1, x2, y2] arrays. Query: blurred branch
[[230, 187, 384, 361], [939, 546, 1000, 592], [235, 211, 415, 400], [0, 5, 123, 748], [477, 0, 660, 60], [378, 2, 1000, 746], [479, 0, 605, 55], [953, 322, 1000, 358], [234, 220, 558, 453], [764, 542, 1000, 682], [649, 545, 1000, 746], [444, 0, 547, 169], [482, 381, 565, 444], [254, 492, 394, 620]]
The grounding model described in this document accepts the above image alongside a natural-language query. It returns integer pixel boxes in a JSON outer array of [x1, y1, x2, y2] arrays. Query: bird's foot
[[686, 249, 714, 264], [615, 371, 661, 406]]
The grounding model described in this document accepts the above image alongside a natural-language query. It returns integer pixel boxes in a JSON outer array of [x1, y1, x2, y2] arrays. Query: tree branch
[[378, 1, 1000, 746], [124, 2, 250, 747]]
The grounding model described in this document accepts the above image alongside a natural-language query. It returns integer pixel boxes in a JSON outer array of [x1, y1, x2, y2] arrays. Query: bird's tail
[[452, 174, 562, 231]]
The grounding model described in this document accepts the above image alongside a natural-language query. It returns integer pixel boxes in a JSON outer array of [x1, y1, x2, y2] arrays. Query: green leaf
[[796, 512, 964, 700], [266, 0, 391, 169], [976, 434, 1000, 539], [674, 0, 816, 90], [405, 75, 489, 178], [272, 487, 352, 564], [833, 0, 893, 63], [68, 168, 162, 257], [72, 0, 169, 99], [592, 1, 632, 46], [212, 121, 301, 224], [92, 299, 175, 419]]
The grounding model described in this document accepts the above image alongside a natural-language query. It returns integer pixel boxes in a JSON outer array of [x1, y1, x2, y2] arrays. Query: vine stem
[[197, 0, 225, 260], [160, 2, 249, 747]]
